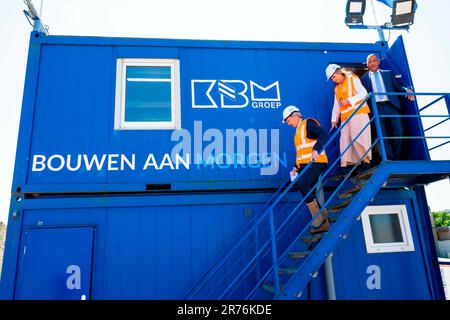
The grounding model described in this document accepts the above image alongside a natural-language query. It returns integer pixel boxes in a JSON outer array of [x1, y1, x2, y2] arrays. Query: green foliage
[[432, 211, 450, 228]]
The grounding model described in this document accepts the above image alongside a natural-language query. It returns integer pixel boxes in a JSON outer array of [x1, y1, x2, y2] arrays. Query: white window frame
[[361, 204, 415, 254], [114, 58, 181, 130]]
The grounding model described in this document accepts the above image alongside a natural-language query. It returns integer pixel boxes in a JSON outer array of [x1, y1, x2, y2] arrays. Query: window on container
[[360, 205, 415, 254], [115, 59, 181, 130]]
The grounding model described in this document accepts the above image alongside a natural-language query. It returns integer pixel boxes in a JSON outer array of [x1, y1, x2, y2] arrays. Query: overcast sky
[[0, 0, 449, 224]]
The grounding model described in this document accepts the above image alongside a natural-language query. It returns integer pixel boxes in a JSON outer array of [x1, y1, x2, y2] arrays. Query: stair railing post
[[445, 94, 450, 117], [254, 218, 261, 281], [371, 94, 388, 161], [268, 208, 281, 297]]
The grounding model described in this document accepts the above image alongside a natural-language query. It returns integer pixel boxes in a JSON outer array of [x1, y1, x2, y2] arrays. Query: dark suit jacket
[[361, 70, 407, 112]]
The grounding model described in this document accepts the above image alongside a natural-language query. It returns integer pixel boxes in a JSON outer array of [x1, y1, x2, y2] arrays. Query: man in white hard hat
[[282, 105, 330, 234], [361, 54, 414, 161]]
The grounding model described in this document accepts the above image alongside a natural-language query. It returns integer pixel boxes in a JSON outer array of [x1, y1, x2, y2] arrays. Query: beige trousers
[[340, 113, 372, 166]]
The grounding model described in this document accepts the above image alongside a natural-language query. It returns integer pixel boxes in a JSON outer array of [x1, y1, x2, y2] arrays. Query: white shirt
[[369, 70, 389, 102], [331, 75, 369, 123]]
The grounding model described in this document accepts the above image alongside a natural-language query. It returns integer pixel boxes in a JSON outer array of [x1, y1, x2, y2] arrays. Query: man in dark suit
[[361, 54, 414, 161]]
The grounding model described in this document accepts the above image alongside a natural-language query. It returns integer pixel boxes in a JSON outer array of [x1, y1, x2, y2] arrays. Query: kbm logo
[[191, 80, 281, 109]]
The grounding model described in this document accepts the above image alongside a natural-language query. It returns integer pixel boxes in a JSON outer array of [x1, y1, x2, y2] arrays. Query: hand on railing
[[405, 88, 415, 101]]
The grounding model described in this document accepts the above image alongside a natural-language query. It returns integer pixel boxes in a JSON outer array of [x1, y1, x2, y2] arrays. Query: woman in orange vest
[[282, 105, 330, 234], [326, 64, 372, 174]]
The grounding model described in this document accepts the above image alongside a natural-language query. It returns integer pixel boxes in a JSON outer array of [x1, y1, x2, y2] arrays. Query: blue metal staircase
[[185, 92, 450, 300]]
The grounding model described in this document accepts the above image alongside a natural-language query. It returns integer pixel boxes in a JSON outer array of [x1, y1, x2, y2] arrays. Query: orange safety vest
[[294, 118, 328, 168], [334, 74, 370, 122]]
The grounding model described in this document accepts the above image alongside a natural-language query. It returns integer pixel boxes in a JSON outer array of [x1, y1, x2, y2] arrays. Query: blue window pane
[[369, 214, 404, 244], [126, 66, 171, 79], [125, 82, 172, 122]]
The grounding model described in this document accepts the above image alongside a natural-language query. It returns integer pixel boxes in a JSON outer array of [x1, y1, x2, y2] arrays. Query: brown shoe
[[307, 199, 330, 234], [310, 218, 330, 234]]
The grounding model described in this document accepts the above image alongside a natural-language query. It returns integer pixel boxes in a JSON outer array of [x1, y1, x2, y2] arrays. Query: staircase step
[[338, 185, 362, 199], [262, 283, 285, 294], [278, 267, 299, 275], [327, 198, 352, 213], [301, 232, 325, 243], [329, 213, 340, 223], [329, 174, 345, 181], [329, 170, 353, 181], [288, 251, 310, 259], [350, 166, 377, 183]]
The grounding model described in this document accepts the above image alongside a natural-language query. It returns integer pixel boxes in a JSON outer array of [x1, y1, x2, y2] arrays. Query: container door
[[15, 226, 95, 300]]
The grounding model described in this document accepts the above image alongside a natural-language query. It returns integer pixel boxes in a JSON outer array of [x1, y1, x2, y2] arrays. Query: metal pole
[[376, 27, 386, 42], [371, 94, 388, 161], [324, 254, 336, 300], [39, 0, 44, 16], [369, 0, 386, 42], [445, 94, 450, 117], [254, 218, 261, 281], [268, 209, 281, 297]]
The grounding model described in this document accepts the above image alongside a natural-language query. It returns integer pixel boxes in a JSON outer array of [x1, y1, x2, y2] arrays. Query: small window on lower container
[[361, 205, 415, 254], [114, 58, 181, 130]]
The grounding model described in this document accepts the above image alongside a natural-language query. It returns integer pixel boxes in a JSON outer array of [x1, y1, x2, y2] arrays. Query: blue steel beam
[[0, 33, 43, 299], [36, 33, 386, 53], [20, 180, 286, 194], [445, 95, 450, 116], [19, 191, 287, 210], [410, 187, 447, 300]]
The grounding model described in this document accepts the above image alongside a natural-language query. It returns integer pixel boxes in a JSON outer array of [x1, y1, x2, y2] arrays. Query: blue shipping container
[[0, 32, 448, 300]]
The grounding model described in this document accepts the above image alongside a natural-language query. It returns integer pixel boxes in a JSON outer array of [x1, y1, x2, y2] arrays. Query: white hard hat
[[325, 64, 341, 81], [282, 105, 300, 123]]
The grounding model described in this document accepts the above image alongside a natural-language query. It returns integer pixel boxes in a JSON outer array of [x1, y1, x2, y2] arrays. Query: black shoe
[[309, 219, 330, 234], [330, 166, 351, 181], [334, 166, 350, 176], [356, 162, 371, 175]]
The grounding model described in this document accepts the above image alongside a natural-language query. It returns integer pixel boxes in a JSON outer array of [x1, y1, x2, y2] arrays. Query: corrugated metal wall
[[15, 193, 271, 299]]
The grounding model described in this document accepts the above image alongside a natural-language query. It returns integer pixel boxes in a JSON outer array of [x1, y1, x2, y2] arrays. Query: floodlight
[[391, 0, 416, 26], [345, 0, 366, 25]]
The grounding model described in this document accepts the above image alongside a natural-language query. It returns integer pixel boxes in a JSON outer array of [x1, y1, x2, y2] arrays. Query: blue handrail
[[244, 137, 379, 299], [251, 91, 450, 298], [185, 93, 373, 299], [248, 92, 448, 298], [186, 91, 450, 300], [192, 94, 374, 299], [372, 91, 450, 156], [183, 178, 290, 298]]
